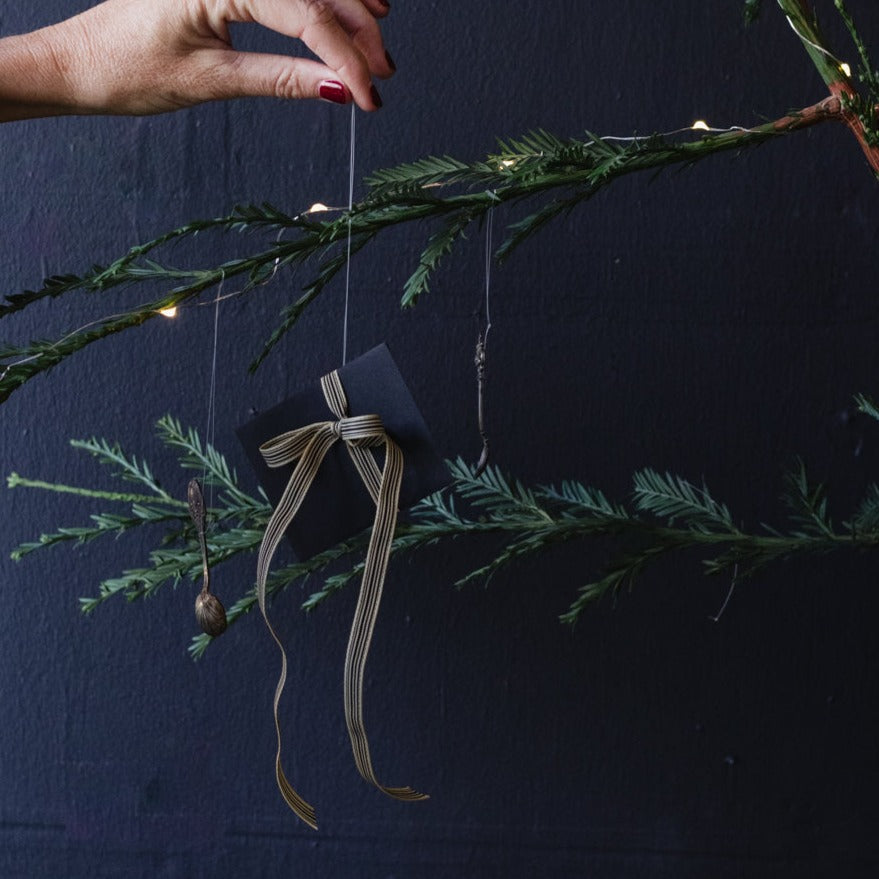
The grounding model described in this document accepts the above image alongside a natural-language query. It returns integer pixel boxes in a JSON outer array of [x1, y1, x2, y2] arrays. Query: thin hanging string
[[201, 278, 223, 511], [473, 210, 494, 476], [483, 210, 494, 344], [342, 103, 356, 366]]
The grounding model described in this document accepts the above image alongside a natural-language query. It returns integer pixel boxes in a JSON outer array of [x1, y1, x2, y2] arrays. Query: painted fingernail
[[318, 80, 349, 105], [385, 50, 396, 72], [370, 84, 383, 109]]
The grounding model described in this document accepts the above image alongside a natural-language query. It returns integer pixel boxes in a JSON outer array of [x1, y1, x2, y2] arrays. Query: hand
[[0, 0, 394, 121]]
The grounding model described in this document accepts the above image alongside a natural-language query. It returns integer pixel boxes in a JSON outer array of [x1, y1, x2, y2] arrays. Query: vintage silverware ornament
[[187, 478, 227, 637]]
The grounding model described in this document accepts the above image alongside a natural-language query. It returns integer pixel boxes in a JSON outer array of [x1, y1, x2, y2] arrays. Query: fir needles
[[3, 2, 877, 406], [8, 410, 879, 658]]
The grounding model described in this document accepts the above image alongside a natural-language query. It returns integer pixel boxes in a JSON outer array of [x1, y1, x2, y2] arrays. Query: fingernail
[[318, 80, 349, 105], [370, 84, 383, 109], [385, 50, 396, 72]]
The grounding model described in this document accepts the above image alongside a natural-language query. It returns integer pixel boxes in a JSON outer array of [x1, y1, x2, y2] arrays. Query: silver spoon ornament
[[187, 478, 228, 637]]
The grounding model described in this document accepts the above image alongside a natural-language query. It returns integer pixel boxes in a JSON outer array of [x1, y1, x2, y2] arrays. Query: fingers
[[205, 51, 358, 105], [239, 0, 393, 111], [358, 0, 391, 19], [314, 0, 393, 79]]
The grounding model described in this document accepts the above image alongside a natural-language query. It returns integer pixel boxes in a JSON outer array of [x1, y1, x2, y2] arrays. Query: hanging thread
[[188, 276, 228, 638], [342, 103, 356, 366], [474, 210, 494, 476], [202, 277, 223, 508]]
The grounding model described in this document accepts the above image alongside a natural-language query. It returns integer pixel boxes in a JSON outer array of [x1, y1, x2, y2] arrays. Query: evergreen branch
[[632, 469, 737, 533], [155, 415, 270, 518], [6, 472, 169, 506], [778, 0, 879, 168], [0, 296, 166, 404], [9, 417, 879, 654], [540, 480, 628, 519], [0, 203, 298, 319], [561, 544, 673, 625], [1, 87, 854, 408], [10, 509, 188, 561], [495, 192, 591, 263], [248, 231, 376, 372], [835, 0, 879, 101], [364, 154, 478, 195], [402, 210, 481, 307], [854, 392, 879, 422], [781, 458, 835, 538], [70, 435, 175, 501], [850, 483, 879, 535]]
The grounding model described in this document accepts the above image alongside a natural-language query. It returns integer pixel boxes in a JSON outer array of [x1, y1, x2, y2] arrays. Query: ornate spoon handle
[[187, 478, 227, 637], [187, 478, 210, 592]]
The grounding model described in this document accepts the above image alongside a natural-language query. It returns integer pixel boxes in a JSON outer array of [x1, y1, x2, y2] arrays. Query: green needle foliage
[[1, 2, 875, 405], [3, 1, 879, 661], [7, 411, 879, 658]]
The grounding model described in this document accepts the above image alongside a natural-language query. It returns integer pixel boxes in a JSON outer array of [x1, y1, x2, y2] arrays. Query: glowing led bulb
[[691, 120, 710, 132], [159, 306, 178, 318], [308, 202, 330, 213], [840, 62, 852, 77]]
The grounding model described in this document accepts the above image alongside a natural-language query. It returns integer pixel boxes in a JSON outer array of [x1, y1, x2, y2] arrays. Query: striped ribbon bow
[[255, 368, 428, 830]]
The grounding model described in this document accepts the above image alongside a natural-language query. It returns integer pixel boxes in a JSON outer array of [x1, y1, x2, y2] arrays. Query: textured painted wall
[[2, 1, 879, 876]]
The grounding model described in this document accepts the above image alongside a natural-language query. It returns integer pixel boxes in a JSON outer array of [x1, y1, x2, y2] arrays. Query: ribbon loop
[[255, 368, 427, 830]]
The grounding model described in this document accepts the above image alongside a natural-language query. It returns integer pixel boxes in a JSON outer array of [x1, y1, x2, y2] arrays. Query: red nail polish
[[370, 85, 383, 109], [319, 81, 349, 105]]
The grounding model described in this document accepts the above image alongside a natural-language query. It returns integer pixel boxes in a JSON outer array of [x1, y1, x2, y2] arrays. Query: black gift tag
[[237, 344, 449, 560]]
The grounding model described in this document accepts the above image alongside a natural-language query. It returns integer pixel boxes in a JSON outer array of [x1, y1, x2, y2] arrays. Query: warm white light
[[691, 120, 710, 131], [500, 159, 516, 167], [840, 62, 852, 77], [307, 202, 330, 213], [159, 306, 178, 318]]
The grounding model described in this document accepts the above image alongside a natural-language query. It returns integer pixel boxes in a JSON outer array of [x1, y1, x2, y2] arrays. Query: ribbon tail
[[342, 437, 429, 803], [256, 427, 338, 830]]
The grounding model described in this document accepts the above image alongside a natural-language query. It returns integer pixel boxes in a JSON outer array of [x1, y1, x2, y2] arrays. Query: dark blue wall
[[2, 1, 879, 876]]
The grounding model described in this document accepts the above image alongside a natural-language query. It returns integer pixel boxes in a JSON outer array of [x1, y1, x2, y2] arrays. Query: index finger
[[240, 0, 383, 110]]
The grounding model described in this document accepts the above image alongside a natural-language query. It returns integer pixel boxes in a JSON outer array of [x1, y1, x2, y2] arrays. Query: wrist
[[0, 25, 81, 122]]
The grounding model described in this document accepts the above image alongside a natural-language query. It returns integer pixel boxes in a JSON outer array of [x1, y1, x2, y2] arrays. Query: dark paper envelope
[[236, 343, 450, 560]]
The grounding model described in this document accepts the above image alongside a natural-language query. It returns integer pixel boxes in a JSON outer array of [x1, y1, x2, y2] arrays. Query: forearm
[[1, 0, 390, 123], [0, 25, 82, 122]]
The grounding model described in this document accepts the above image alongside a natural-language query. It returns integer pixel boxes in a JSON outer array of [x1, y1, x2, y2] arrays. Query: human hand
[[0, 0, 393, 121]]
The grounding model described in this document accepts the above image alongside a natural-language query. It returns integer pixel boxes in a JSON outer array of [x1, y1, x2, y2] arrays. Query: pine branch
[[248, 230, 376, 372], [835, 0, 879, 104], [778, 0, 879, 167], [156, 415, 266, 515], [850, 482, 879, 534], [781, 458, 836, 538], [70, 435, 177, 501], [10, 419, 879, 658], [0, 203, 299, 319], [854, 392, 879, 422], [1, 86, 857, 407], [632, 469, 738, 533]]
